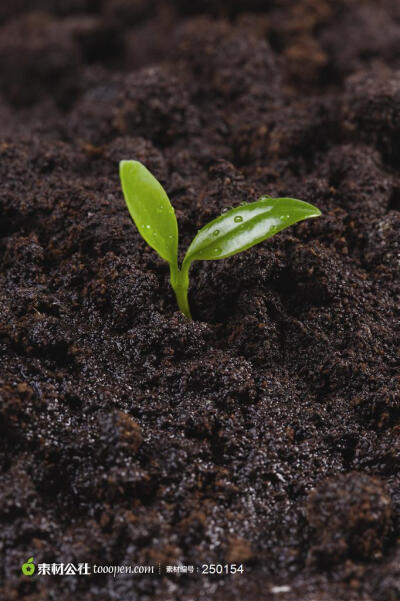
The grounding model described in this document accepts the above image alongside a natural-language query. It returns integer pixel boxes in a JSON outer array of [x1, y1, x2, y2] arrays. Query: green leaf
[[183, 196, 321, 268], [120, 160, 178, 265]]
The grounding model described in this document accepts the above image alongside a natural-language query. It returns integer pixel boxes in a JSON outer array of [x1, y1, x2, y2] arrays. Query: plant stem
[[170, 260, 192, 319]]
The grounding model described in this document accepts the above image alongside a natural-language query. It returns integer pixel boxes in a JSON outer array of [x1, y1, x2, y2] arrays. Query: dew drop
[[234, 215, 243, 223], [221, 208, 229, 214], [146, 225, 151, 229], [213, 229, 220, 236], [214, 247, 222, 254]]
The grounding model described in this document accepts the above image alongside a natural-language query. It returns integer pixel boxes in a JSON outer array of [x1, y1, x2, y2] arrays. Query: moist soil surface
[[1, 1, 400, 600]]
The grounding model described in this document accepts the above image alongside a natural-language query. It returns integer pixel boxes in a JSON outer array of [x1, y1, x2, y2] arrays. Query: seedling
[[120, 161, 321, 319]]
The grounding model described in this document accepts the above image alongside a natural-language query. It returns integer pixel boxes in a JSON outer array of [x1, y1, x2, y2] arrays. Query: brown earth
[[0, 1, 399, 600]]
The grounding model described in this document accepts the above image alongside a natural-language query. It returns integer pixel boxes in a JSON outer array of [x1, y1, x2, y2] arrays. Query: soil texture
[[0, 1, 399, 600]]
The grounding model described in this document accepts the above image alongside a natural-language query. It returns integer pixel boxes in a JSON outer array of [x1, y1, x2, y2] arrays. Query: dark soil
[[0, 1, 399, 600]]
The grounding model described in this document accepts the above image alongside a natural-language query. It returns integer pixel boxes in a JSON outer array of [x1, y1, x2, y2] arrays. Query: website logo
[[22, 557, 35, 576]]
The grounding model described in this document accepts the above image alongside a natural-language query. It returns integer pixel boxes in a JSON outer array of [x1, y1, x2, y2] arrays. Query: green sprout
[[120, 161, 321, 319]]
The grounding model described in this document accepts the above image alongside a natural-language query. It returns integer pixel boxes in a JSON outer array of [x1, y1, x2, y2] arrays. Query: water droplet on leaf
[[234, 215, 243, 223], [213, 229, 220, 236]]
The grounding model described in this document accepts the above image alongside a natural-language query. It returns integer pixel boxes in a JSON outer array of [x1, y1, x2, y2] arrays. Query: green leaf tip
[[120, 160, 178, 265], [120, 160, 321, 320], [183, 196, 321, 266]]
